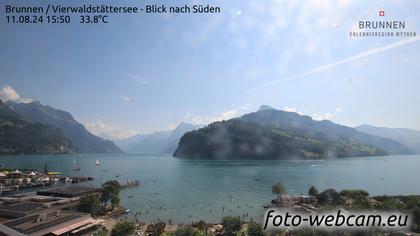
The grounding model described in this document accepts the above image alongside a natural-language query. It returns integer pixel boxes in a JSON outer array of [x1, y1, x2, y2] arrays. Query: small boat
[[95, 159, 100, 166]]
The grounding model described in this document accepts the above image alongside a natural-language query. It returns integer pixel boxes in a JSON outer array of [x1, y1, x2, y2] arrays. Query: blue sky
[[1, 0, 419, 139]]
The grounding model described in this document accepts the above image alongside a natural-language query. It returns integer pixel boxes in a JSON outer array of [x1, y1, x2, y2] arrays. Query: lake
[[0, 154, 419, 223]]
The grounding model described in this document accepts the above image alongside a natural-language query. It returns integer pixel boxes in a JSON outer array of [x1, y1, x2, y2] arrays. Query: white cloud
[[335, 106, 343, 112], [283, 106, 305, 115], [85, 119, 137, 140], [284, 105, 343, 121], [121, 96, 131, 102], [0, 85, 33, 103], [187, 104, 251, 125], [312, 112, 334, 121], [188, 104, 339, 124]]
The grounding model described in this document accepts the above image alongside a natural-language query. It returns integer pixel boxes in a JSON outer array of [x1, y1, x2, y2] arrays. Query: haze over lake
[[0, 154, 418, 223]]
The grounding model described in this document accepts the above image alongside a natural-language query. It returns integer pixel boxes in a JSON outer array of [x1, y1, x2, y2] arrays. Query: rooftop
[[3, 210, 93, 236], [37, 186, 101, 198]]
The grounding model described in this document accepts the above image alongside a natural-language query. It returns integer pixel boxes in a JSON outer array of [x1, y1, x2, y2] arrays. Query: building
[[0, 186, 103, 235], [2, 210, 102, 236], [37, 186, 101, 198]]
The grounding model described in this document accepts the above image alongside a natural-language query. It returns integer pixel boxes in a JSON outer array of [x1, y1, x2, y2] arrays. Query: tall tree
[[101, 180, 121, 210], [308, 186, 318, 196], [78, 194, 101, 216], [272, 181, 287, 200]]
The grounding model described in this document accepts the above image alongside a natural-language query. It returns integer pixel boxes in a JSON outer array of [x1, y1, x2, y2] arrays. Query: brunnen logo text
[[350, 10, 416, 38]]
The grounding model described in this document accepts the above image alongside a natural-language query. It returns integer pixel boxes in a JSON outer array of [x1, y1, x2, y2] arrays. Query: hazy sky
[[1, 0, 419, 139]]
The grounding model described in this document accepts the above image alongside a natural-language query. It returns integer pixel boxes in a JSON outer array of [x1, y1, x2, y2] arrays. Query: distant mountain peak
[[356, 124, 420, 154], [258, 105, 275, 111], [175, 122, 201, 131], [116, 122, 202, 154], [177, 121, 189, 128]]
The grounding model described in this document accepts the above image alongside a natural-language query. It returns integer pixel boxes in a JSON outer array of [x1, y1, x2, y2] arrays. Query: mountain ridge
[[356, 124, 420, 154], [6, 101, 122, 153], [117, 122, 202, 154], [174, 107, 413, 159], [240, 109, 413, 155], [0, 100, 74, 154]]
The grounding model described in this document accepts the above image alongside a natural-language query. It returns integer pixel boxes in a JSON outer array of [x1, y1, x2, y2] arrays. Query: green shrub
[[339, 189, 369, 198], [111, 221, 135, 236], [174, 226, 200, 236], [221, 216, 242, 236], [317, 189, 344, 206], [247, 222, 264, 236]]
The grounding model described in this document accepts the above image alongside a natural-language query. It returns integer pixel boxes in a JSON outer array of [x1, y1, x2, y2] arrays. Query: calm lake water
[[0, 154, 419, 223]]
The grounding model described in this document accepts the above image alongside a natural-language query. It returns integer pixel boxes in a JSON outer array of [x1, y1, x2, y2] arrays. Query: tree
[[317, 189, 344, 206], [145, 222, 165, 236], [78, 194, 101, 216], [221, 216, 242, 236], [175, 226, 200, 236], [247, 222, 265, 236], [111, 221, 135, 236], [111, 195, 120, 209], [101, 180, 121, 210], [308, 186, 318, 196], [272, 182, 287, 200]]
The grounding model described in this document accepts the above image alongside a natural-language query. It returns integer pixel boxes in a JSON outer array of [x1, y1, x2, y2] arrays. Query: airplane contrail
[[250, 37, 420, 93]]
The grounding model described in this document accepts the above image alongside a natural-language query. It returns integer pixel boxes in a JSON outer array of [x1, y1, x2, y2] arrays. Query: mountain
[[117, 122, 202, 154], [118, 130, 171, 154], [0, 100, 73, 154], [6, 101, 122, 153], [356, 124, 420, 154], [174, 106, 413, 159], [258, 105, 275, 111], [162, 122, 202, 153], [240, 107, 413, 155]]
